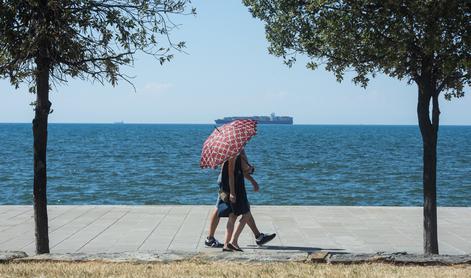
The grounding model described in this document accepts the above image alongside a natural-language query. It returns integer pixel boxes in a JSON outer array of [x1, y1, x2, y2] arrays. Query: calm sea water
[[0, 124, 470, 206]]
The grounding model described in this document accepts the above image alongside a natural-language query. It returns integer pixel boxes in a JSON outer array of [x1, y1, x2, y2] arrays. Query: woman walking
[[217, 154, 250, 251]]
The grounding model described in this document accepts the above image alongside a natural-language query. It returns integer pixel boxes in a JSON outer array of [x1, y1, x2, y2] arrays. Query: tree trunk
[[33, 0, 51, 254], [417, 79, 440, 255]]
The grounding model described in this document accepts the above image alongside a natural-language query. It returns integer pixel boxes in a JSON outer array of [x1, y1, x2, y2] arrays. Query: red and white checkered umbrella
[[200, 120, 257, 169]]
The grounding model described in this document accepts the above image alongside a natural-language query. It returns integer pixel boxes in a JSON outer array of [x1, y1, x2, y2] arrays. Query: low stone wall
[[2, 251, 471, 265], [309, 252, 471, 265]]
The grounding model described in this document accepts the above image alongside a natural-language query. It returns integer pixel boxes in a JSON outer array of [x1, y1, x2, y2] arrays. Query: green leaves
[[0, 0, 195, 89], [244, 0, 470, 97]]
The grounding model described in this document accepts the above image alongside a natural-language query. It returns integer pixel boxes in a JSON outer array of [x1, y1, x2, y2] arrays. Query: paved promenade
[[0, 206, 470, 256]]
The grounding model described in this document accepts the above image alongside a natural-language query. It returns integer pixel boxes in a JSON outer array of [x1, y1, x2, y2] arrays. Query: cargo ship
[[215, 113, 293, 125]]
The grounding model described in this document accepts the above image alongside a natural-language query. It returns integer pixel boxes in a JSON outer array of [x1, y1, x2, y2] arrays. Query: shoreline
[[2, 204, 471, 208]]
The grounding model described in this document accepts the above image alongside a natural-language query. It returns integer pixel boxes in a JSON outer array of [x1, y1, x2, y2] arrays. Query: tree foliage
[[0, 0, 193, 254], [243, 0, 470, 98], [0, 0, 195, 90], [243, 0, 470, 255]]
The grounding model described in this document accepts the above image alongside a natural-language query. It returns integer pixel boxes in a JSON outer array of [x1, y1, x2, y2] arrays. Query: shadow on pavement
[[244, 245, 345, 253]]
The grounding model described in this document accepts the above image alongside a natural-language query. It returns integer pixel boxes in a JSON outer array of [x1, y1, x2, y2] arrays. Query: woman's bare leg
[[230, 213, 248, 248], [224, 214, 236, 248]]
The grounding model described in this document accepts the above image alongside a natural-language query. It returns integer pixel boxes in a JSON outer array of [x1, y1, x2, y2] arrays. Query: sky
[[1, 0, 470, 125]]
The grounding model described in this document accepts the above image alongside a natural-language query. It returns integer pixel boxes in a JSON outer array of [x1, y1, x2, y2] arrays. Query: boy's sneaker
[[205, 236, 223, 248], [255, 233, 276, 246]]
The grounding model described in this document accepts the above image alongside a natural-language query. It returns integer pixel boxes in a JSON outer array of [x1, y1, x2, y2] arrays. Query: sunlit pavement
[[1, 205, 470, 256]]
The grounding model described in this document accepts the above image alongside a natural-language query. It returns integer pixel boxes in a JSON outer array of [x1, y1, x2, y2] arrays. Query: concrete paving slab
[[0, 206, 470, 256]]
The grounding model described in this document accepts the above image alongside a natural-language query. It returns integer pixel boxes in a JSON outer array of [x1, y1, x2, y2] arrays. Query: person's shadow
[[244, 245, 345, 253]]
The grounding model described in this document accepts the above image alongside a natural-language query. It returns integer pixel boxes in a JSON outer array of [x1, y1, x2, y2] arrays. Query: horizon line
[[1, 121, 471, 127]]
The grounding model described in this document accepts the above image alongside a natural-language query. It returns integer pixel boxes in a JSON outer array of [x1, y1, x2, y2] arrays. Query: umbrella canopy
[[200, 120, 257, 169]]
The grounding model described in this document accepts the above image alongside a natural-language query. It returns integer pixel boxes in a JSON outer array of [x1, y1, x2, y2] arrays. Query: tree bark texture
[[33, 0, 51, 254], [417, 77, 440, 255]]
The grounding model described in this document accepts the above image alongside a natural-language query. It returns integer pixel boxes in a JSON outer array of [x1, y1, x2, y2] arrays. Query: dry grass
[[0, 261, 470, 278]]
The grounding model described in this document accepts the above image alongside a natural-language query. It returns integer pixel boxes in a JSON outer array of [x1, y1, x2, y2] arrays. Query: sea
[[0, 123, 470, 206]]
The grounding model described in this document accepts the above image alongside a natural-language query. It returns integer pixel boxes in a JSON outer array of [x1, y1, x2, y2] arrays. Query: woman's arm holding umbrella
[[228, 157, 236, 203]]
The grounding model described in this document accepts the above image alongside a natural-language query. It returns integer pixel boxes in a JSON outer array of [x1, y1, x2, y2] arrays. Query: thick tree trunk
[[417, 79, 440, 255], [33, 60, 50, 254], [33, 0, 51, 254]]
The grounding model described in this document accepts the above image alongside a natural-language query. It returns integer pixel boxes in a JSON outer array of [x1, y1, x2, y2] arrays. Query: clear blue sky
[[1, 0, 470, 125]]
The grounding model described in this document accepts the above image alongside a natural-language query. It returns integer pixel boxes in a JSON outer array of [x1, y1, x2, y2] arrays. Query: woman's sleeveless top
[[218, 156, 245, 191], [216, 155, 250, 216]]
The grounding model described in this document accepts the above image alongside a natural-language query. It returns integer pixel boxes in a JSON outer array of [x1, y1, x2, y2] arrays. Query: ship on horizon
[[215, 113, 293, 125]]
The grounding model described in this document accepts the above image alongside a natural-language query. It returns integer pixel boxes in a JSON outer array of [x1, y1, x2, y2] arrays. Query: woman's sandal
[[227, 243, 243, 252], [222, 246, 233, 252]]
